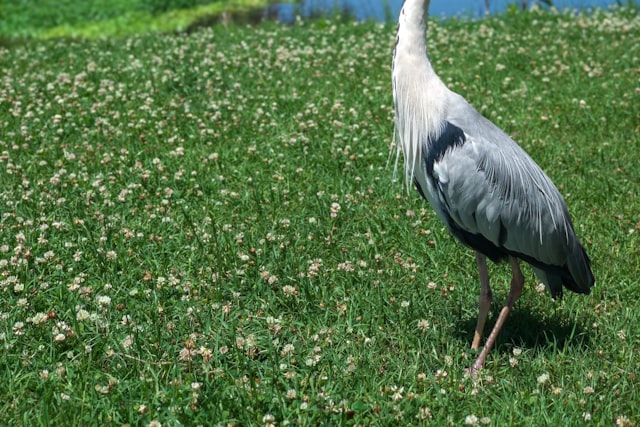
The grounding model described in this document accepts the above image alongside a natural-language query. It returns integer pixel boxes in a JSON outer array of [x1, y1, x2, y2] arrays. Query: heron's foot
[[471, 335, 482, 350], [463, 356, 485, 378], [471, 359, 484, 375]]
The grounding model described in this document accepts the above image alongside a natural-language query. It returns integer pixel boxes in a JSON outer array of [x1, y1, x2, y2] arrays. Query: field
[[0, 0, 267, 39], [1, 5, 639, 426]]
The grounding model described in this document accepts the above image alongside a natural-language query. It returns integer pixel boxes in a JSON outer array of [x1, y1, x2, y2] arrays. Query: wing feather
[[413, 94, 575, 268], [409, 92, 593, 295]]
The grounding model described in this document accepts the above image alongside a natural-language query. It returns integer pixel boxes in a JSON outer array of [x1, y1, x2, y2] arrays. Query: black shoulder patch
[[447, 222, 508, 263], [425, 121, 466, 176]]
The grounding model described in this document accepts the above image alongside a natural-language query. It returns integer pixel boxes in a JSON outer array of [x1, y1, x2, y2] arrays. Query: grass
[[1, 5, 639, 426], [0, 0, 268, 39]]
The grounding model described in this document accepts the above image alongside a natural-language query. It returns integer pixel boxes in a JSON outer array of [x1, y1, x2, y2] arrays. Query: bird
[[391, 0, 595, 374]]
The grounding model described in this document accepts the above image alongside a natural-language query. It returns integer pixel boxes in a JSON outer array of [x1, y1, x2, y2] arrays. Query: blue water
[[265, 0, 628, 23]]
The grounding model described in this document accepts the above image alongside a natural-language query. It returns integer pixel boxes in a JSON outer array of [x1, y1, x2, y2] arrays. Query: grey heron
[[392, 0, 595, 373]]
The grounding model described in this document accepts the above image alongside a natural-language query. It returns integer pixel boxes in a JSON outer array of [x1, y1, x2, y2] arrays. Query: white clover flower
[[96, 295, 112, 307], [537, 373, 550, 385], [76, 309, 90, 322], [465, 414, 479, 425]]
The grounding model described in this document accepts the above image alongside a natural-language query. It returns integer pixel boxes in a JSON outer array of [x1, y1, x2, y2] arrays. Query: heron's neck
[[393, 0, 448, 186], [394, 0, 435, 76]]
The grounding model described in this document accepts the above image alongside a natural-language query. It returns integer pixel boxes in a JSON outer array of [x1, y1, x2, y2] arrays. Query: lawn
[[0, 0, 268, 39], [0, 5, 639, 426]]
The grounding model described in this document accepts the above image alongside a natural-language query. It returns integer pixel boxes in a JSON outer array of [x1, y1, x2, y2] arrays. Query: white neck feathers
[[392, 0, 448, 187]]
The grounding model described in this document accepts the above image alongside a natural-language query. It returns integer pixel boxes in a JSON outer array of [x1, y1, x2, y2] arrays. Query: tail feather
[[565, 241, 595, 294], [532, 267, 565, 299], [532, 241, 594, 299]]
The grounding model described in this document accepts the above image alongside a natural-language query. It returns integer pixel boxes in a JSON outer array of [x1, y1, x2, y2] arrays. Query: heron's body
[[392, 0, 594, 372]]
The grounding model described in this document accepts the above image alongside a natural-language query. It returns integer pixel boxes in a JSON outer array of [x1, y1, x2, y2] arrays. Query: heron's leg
[[471, 256, 524, 374], [472, 252, 492, 350]]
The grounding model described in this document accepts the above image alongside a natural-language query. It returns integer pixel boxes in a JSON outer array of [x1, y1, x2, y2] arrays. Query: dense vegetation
[[0, 0, 266, 38], [1, 3, 639, 425]]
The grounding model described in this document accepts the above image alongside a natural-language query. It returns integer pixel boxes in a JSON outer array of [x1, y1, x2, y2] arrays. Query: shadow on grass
[[183, 3, 360, 33], [454, 306, 591, 355], [0, 36, 32, 48], [184, 8, 265, 32]]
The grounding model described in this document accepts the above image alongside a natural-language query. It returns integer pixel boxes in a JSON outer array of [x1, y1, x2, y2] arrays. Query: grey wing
[[435, 130, 594, 296], [432, 128, 574, 267], [414, 94, 594, 296]]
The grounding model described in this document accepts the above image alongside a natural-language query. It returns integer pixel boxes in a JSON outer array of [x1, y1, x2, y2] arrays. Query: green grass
[[1, 6, 639, 426], [0, 0, 268, 39]]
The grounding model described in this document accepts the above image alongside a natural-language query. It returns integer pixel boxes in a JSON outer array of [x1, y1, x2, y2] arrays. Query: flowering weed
[[1, 7, 639, 426]]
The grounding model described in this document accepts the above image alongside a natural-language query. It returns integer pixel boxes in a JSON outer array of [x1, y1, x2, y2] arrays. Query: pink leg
[[471, 256, 524, 374], [472, 252, 492, 350]]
